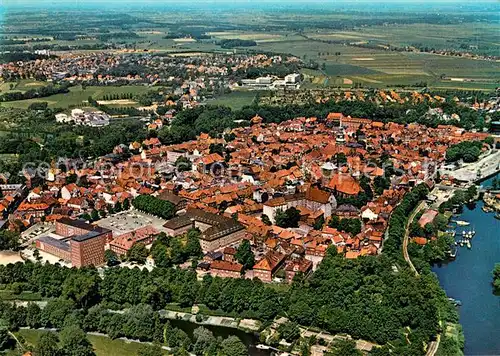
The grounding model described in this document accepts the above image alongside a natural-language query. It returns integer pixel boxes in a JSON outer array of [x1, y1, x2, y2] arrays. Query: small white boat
[[256, 345, 270, 350], [455, 220, 470, 226], [466, 241, 472, 249]]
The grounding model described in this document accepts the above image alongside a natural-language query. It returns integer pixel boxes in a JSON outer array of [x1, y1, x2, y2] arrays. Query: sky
[[2, 0, 498, 13], [3, 0, 499, 6]]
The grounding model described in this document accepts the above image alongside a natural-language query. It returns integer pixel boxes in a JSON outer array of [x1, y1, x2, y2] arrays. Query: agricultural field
[[1, 8, 498, 91], [207, 31, 303, 43], [16, 329, 163, 356], [0, 85, 152, 109], [305, 23, 500, 57], [250, 38, 498, 90]]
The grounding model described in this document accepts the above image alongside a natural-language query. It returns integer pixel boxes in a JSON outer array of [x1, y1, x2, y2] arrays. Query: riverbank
[[159, 309, 261, 332]]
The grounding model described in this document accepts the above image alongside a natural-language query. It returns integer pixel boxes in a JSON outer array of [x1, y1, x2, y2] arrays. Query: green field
[[306, 23, 500, 57], [250, 38, 499, 90], [0, 290, 42, 301], [1, 85, 152, 109], [17, 329, 164, 356], [2, 10, 498, 91], [207, 90, 258, 110]]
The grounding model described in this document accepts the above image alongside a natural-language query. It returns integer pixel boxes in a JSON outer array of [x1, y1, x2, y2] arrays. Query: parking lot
[[96, 209, 168, 235]]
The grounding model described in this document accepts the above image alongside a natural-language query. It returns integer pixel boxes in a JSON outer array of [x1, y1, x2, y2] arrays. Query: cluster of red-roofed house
[[7, 110, 493, 282]]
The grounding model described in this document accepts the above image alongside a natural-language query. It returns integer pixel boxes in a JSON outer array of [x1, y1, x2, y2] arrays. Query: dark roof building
[[164, 208, 245, 251]]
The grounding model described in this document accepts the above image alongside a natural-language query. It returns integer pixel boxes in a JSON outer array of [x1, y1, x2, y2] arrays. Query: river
[[167, 319, 271, 356], [432, 173, 500, 355]]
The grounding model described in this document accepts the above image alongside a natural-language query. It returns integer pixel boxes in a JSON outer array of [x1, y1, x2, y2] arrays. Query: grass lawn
[[207, 90, 258, 110], [0, 80, 49, 94], [1, 85, 152, 110], [17, 329, 163, 356], [0, 290, 42, 301]]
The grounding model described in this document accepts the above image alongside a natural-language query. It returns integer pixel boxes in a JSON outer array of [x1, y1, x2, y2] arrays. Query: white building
[[70, 109, 110, 127], [285, 73, 301, 84], [55, 113, 72, 123], [263, 187, 337, 224]]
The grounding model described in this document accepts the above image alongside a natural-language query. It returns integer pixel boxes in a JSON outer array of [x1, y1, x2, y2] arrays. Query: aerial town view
[[0, 1, 499, 355]]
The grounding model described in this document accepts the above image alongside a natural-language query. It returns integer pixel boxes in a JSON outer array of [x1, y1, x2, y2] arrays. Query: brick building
[[36, 218, 111, 267], [70, 231, 106, 268], [56, 217, 112, 241], [109, 225, 159, 256], [163, 209, 245, 252], [36, 236, 71, 262], [253, 250, 286, 283], [284, 257, 313, 283], [210, 260, 243, 279]]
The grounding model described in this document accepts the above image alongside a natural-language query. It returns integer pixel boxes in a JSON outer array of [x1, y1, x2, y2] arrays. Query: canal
[[168, 319, 271, 356], [432, 174, 500, 355]]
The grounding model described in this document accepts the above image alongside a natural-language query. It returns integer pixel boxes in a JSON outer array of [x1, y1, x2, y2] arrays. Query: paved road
[[401, 201, 442, 355], [402, 201, 426, 276]]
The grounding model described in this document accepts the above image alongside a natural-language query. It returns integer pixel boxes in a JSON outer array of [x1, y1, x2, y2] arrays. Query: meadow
[[16, 329, 162, 356], [206, 90, 259, 110], [0, 85, 151, 109], [306, 23, 500, 57]]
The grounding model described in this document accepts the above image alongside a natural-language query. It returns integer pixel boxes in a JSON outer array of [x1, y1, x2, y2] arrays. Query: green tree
[[329, 215, 340, 228], [326, 340, 362, 356], [185, 229, 202, 258], [26, 302, 42, 328], [277, 321, 300, 342], [104, 249, 119, 266], [192, 326, 217, 356], [492, 263, 500, 294], [175, 156, 192, 172], [41, 299, 76, 328], [127, 243, 149, 264], [220, 336, 247, 356], [235, 240, 255, 270], [122, 198, 130, 210], [59, 324, 95, 356], [90, 209, 99, 222], [275, 207, 301, 228], [34, 331, 60, 356], [62, 272, 100, 308], [0, 319, 13, 351], [261, 214, 272, 226], [0, 230, 20, 250], [433, 214, 449, 232]]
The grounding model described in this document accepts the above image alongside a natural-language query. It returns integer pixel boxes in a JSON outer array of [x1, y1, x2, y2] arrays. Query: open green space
[[0, 290, 42, 301], [207, 90, 258, 110], [1, 85, 152, 109], [306, 23, 500, 57], [0, 80, 49, 94], [251, 38, 499, 89], [17, 329, 158, 356]]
